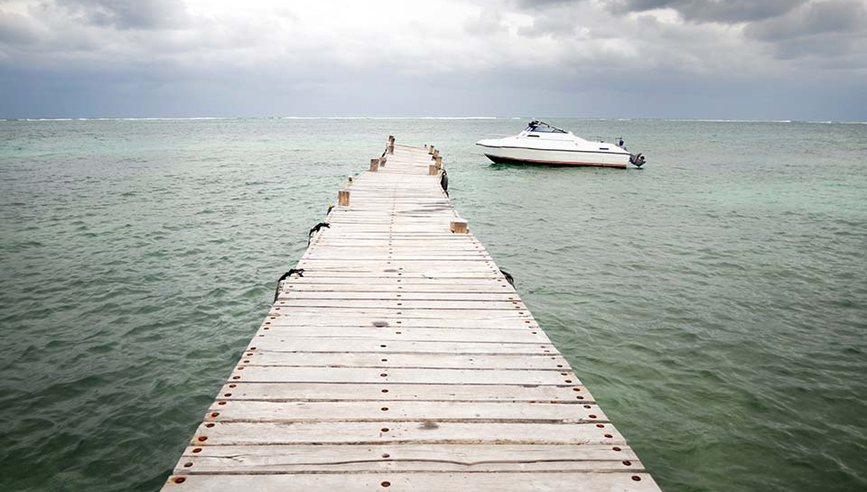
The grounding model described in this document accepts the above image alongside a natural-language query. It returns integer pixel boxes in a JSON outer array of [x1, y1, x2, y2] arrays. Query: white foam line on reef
[[279, 116, 498, 120], [2, 117, 865, 124]]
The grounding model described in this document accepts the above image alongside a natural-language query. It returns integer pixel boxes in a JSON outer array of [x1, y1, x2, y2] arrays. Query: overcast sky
[[1, 0, 865, 119]]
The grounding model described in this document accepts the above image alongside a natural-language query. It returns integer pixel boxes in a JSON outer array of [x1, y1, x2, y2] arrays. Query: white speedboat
[[476, 120, 645, 168]]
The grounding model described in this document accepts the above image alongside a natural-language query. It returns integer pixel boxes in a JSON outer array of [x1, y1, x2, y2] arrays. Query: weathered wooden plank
[[283, 284, 513, 293], [300, 256, 495, 262], [287, 262, 499, 268], [304, 242, 486, 248], [266, 309, 534, 320], [279, 292, 519, 300], [261, 317, 539, 329], [188, 421, 628, 446], [175, 444, 639, 474], [248, 338, 557, 355], [163, 473, 659, 492], [215, 382, 596, 402], [226, 366, 580, 385], [252, 327, 550, 343], [206, 400, 607, 423], [284, 269, 503, 276], [309, 236, 478, 241], [281, 277, 512, 286], [272, 299, 528, 310], [277, 271, 505, 280], [244, 351, 569, 369]]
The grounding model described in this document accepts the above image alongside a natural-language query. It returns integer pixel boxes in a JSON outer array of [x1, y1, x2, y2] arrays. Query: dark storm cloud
[[745, 0, 867, 41], [606, 0, 808, 24], [511, 0, 867, 63], [50, 0, 189, 30], [744, 0, 867, 62]]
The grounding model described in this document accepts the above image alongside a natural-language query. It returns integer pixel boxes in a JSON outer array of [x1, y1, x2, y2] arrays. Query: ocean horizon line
[[1, 116, 865, 124]]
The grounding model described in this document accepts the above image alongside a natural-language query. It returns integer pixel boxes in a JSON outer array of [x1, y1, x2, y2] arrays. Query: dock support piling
[[450, 219, 469, 233], [338, 189, 350, 206], [370, 158, 379, 172]]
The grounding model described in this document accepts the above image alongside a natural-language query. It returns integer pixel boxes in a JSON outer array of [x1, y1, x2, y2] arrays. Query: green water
[[1, 118, 866, 491]]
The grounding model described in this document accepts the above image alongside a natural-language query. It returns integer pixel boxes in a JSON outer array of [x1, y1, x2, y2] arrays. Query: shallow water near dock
[[1, 117, 866, 491]]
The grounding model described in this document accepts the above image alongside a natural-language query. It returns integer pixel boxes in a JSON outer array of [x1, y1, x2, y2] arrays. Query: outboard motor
[[629, 153, 646, 168]]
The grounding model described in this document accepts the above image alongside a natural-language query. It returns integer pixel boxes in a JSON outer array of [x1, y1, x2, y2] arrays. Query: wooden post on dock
[[428, 145, 435, 155], [428, 164, 438, 176], [370, 158, 379, 172], [450, 219, 469, 233], [337, 189, 350, 206], [387, 144, 394, 154], [435, 155, 442, 170]]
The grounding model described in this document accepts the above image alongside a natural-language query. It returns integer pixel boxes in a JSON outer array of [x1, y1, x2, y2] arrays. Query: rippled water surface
[[1, 118, 866, 491]]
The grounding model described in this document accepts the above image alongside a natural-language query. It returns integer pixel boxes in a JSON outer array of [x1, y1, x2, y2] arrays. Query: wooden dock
[[162, 139, 662, 491]]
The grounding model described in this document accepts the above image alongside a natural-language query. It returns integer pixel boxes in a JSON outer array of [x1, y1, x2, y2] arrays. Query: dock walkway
[[162, 139, 661, 491]]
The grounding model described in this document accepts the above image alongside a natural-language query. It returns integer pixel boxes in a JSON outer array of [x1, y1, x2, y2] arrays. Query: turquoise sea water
[[1, 118, 866, 491]]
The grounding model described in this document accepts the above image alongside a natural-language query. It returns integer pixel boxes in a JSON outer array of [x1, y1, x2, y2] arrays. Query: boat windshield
[[526, 121, 567, 134]]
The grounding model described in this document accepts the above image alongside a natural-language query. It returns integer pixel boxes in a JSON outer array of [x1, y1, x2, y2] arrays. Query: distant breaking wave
[[1, 117, 865, 124], [279, 116, 498, 120]]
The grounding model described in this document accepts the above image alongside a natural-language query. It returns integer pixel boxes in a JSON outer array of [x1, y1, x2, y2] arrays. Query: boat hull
[[478, 144, 629, 168]]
